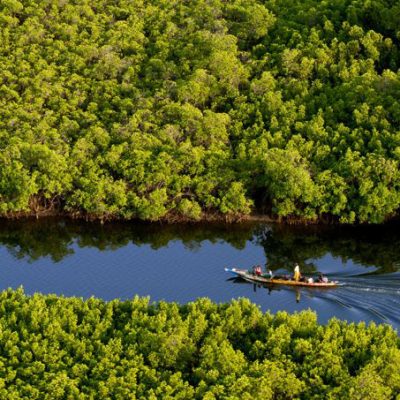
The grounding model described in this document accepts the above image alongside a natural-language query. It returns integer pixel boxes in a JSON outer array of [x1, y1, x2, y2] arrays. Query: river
[[0, 218, 399, 331]]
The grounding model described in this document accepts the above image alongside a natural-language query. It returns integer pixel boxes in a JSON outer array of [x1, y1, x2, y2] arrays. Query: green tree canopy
[[1, 0, 399, 223]]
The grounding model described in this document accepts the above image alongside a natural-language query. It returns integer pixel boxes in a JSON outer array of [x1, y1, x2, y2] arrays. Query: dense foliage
[[0, 290, 399, 399], [1, 0, 400, 222]]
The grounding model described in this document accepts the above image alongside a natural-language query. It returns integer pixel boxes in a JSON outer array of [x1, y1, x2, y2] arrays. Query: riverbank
[[0, 207, 295, 224], [2, 207, 397, 226]]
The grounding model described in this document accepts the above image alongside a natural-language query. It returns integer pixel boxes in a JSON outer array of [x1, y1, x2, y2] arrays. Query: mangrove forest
[[0, 0, 400, 223], [0, 289, 399, 399]]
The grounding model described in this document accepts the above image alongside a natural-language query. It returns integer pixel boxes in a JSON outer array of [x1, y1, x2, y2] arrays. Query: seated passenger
[[318, 273, 329, 283], [252, 265, 262, 276]]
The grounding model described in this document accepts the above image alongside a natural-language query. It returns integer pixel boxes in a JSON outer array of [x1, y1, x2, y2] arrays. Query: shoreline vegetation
[[0, 289, 399, 399], [0, 203, 400, 227], [1, 207, 399, 226], [0, 209, 369, 225], [0, 208, 318, 224], [1, 0, 400, 225]]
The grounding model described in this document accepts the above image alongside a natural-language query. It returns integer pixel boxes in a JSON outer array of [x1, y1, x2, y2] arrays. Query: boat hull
[[225, 268, 339, 288]]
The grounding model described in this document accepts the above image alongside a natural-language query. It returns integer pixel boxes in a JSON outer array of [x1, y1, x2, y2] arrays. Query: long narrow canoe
[[225, 267, 339, 288]]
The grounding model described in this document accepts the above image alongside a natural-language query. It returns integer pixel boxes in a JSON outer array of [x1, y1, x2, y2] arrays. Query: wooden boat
[[225, 268, 339, 288]]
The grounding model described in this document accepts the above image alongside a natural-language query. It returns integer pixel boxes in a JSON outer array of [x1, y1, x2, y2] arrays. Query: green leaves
[[0, 290, 398, 399], [220, 182, 252, 215], [257, 148, 318, 218], [0, 0, 400, 222]]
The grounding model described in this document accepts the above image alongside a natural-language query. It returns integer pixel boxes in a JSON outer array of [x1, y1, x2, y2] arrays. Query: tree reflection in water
[[0, 218, 399, 275], [255, 223, 400, 275]]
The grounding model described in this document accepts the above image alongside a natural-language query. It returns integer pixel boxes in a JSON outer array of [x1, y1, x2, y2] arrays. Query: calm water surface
[[0, 219, 399, 331]]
